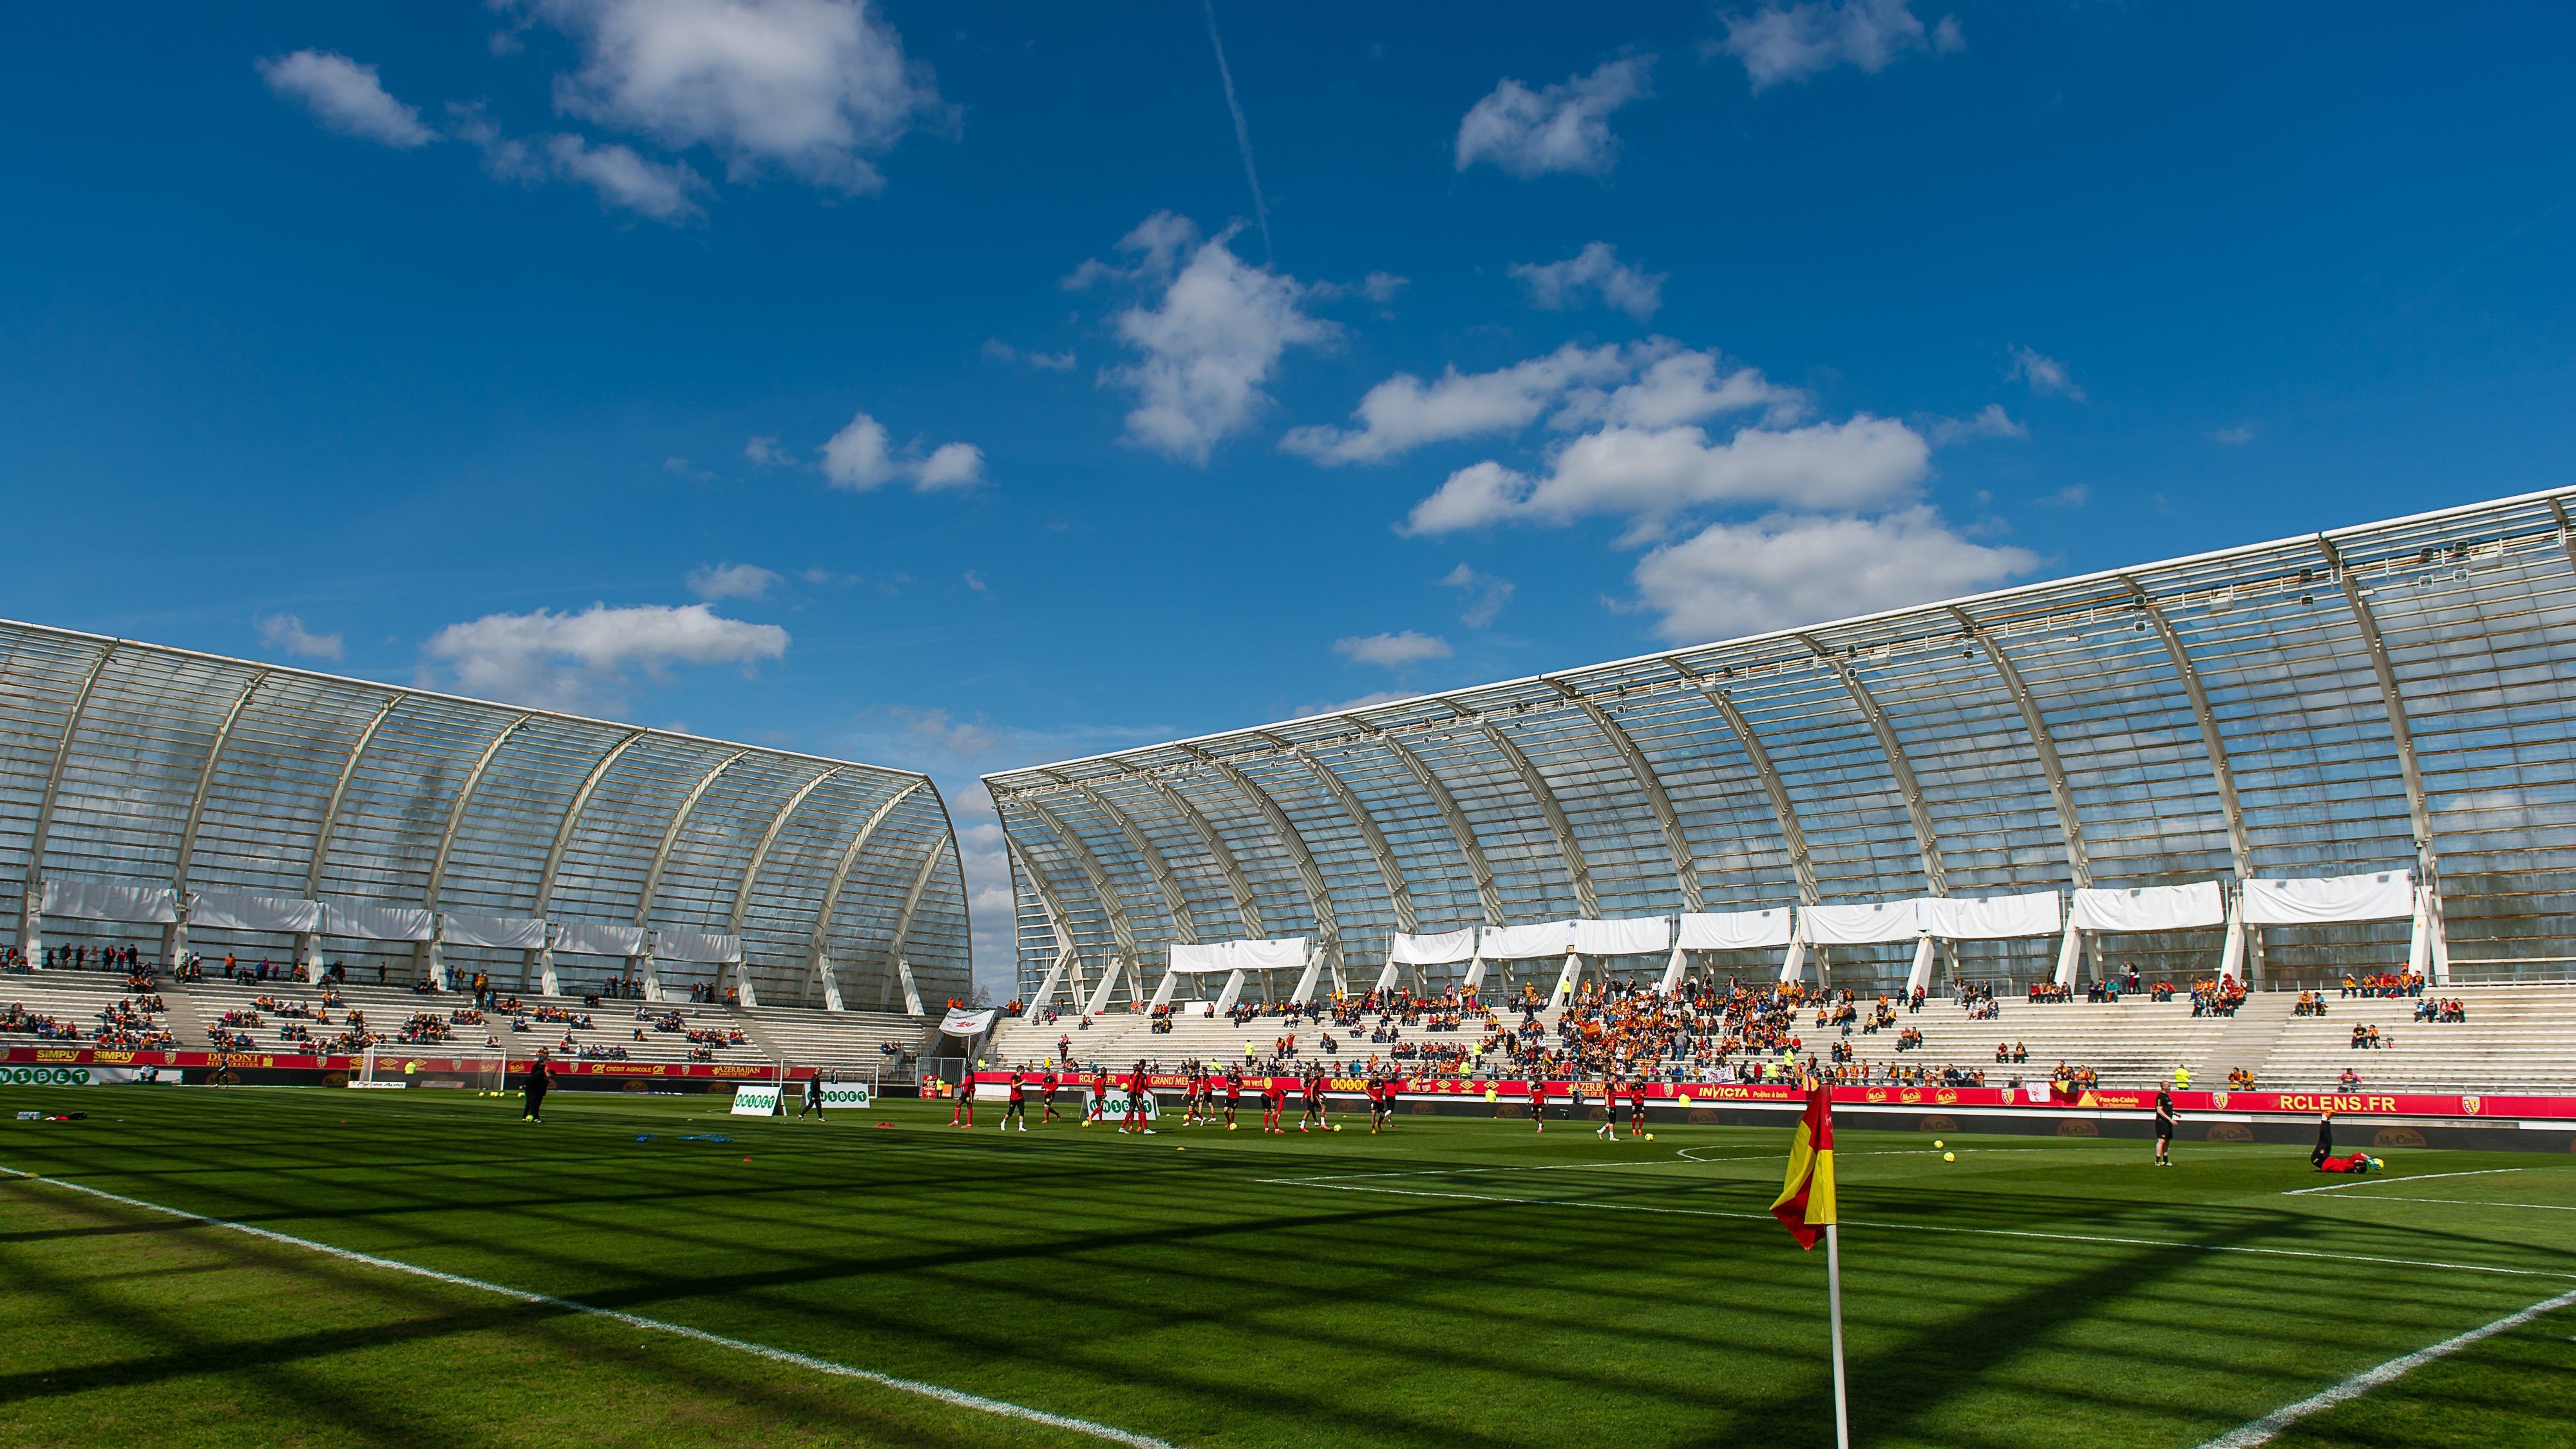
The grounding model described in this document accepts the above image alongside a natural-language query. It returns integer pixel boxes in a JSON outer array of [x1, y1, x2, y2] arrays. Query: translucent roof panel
[[0, 619, 961, 1012], [989, 488, 2576, 999]]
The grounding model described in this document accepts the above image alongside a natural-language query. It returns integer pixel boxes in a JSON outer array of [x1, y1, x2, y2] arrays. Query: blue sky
[[6, 3, 2573, 986]]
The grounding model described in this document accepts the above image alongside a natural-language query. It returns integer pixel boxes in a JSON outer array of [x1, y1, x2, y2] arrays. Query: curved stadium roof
[[989, 488, 2576, 999], [0, 620, 967, 1011]]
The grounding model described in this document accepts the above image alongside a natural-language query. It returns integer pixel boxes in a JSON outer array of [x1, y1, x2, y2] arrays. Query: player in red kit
[[1627, 1080, 1648, 1138], [1087, 1068, 1108, 1126], [1002, 1069, 1028, 1132], [949, 1072, 975, 1129], [1040, 1068, 1063, 1123], [1224, 1066, 1242, 1130], [1529, 1077, 1548, 1133], [1122, 1061, 1152, 1134], [1262, 1074, 1285, 1133]]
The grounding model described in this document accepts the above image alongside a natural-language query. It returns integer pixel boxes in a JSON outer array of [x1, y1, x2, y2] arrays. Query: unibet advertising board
[[732, 1082, 873, 1115], [0, 1065, 173, 1086]]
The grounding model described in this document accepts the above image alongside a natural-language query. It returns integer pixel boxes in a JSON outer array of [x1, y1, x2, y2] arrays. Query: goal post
[[352, 1049, 509, 1095]]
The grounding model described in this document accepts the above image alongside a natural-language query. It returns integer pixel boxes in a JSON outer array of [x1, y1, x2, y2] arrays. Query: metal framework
[[990, 488, 2576, 996], [0, 619, 965, 1010]]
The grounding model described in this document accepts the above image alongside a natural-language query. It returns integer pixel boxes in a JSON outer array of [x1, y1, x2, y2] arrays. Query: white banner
[[1676, 908, 1795, 951], [2068, 881, 2226, 933], [1167, 942, 1233, 973], [1387, 929, 1479, 965], [552, 920, 648, 957], [440, 912, 549, 950], [319, 898, 435, 942], [39, 878, 179, 924], [1573, 916, 1672, 956], [730, 1084, 782, 1117], [1801, 899, 1926, 945], [2242, 870, 2414, 925], [189, 889, 323, 934], [1920, 889, 2062, 941], [653, 929, 744, 964], [939, 1007, 996, 1037], [1480, 921, 1576, 960], [1230, 938, 1309, 971]]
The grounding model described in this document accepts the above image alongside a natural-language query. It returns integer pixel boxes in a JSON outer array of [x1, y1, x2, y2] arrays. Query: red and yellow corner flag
[[1769, 1082, 1839, 1250]]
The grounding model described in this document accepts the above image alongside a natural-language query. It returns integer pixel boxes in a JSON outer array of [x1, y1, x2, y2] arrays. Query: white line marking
[[2322, 1196, 2576, 1212], [1253, 1177, 2576, 1282], [2195, 1284, 2576, 1448], [0, 1166, 1177, 1449], [2282, 1168, 2525, 1196]]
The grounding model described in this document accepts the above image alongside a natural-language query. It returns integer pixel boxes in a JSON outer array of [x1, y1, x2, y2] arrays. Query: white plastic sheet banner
[[2067, 881, 2226, 933], [39, 878, 180, 924], [1920, 890, 2062, 941], [1480, 921, 1576, 960], [939, 1007, 996, 1037], [1573, 916, 1672, 956], [1801, 900, 1926, 945], [187, 890, 323, 934], [654, 929, 744, 964], [1229, 938, 1309, 971], [2241, 870, 2414, 926], [1166, 942, 1233, 974], [1676, 908, 1794, 951], [440, 912, 549, 950], [320, 898, 435, 942], [1388, 929, 1479, 965], [552, 920, 648, 957]]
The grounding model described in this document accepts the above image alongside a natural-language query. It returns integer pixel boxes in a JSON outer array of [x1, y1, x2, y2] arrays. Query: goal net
[[355, 1049, 509, 1095]]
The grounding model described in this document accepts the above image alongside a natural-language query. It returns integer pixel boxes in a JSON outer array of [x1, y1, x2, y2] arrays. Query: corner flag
[[1772, 1081, 1852, 1448], [1769, 1082, 1838, 1249]]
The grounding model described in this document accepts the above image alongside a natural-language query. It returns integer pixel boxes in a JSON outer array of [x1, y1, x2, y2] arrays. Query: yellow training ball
[[1942, 1151, 1956, 1162], [1933, 1139, 1945, 1148], [1332, 1124, 1342, 1132], [1645, 1133, 1655, 1141], [1227, 1122, 1237, 1131]]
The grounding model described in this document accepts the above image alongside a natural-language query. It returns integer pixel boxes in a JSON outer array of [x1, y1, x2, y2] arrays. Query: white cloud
[[744, 435, 794, 466], [685, 562, 781, 600], [1716, 0, 1964, 91], [1510, 242, 1665, 318], [258, 51, 436, 147], [913, 441, 986, 490], [455, 110, 707, 221], [983, 339, 1076, 371], [2208, 422, 2256, 445], [2036, 484, 2089, 507], [1092, 214, 1336, 463], [1282, 342, 1630, 465], [819, 411, 986, 491], [1404, 414, 1929, 536], [1361, 272, 1408, 304], [1454, 56, 1652, 178], [1294, 688, 1413, 719], [421, 601, 788, 711], [2008, 345, 2084, 401], [256, 612, 345, 660], [1332, 630, 1454, 668], [513, 0, 943, 194], [961, 570, 987, 592], [1439, 564, 1515, 629], [1633, 507, 2034, 640], [1925, 403, 2027, 444], [1554, 348, 1808, 431]]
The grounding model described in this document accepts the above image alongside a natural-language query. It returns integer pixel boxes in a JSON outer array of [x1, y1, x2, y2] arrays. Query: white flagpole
[[1824, 1221, 1851, 1449]]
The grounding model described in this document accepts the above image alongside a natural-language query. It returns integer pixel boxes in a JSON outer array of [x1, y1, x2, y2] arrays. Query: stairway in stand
[[2190, 997, 2297, 1088]]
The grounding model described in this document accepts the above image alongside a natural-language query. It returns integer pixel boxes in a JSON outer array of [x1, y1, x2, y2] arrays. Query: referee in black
[[522, 1047, 551, 1122], [800, 1072, 827, 1119], [2152, 1083, 2177, 1166]]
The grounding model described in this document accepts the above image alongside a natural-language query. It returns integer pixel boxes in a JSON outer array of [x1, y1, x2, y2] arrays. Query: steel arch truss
[[987, 489, 2576, 996]]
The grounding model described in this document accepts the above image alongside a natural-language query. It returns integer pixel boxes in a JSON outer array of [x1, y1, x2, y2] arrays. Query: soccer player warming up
[[1595, 1083, 1615, 1141], [950, 1075, 976, 1129], [1262, 1074, 1286, 1133], [1627, 1081, 1649, 1139], [1369, 1074, 1394, 1133], [521, 1047, 551, 1122], [2153, 1083, 2177, 1166], [1122, 1061, 1153, 1133], [1041, 1068, 1063, 1124], [1088, 1069, 1108, 1126], [1529, 1077, 1549, 1133], [1224, 1066, 1242, 1130], [1300, 1070, 1325, 1132], [1001, 1069, 1028, 1131]]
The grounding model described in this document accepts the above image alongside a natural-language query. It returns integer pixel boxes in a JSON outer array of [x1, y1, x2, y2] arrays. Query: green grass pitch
[[1, 1086, 2570, 1448]]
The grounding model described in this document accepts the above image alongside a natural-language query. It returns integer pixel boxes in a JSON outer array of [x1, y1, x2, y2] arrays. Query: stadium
[[7, 491, 2575, 1449], [8, 9, 2576, 1448]]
